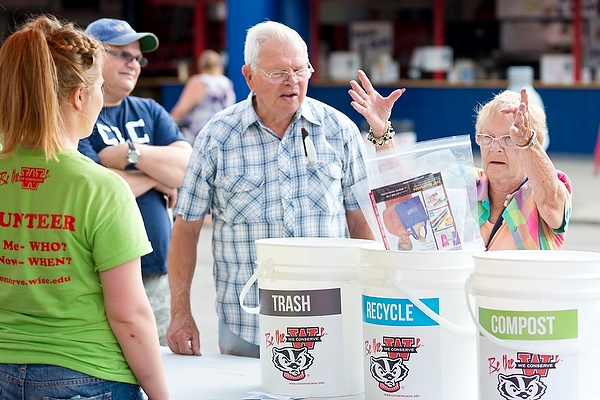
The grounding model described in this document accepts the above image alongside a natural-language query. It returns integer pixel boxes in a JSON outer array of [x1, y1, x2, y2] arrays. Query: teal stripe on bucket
[[362, 294, 439, 326]]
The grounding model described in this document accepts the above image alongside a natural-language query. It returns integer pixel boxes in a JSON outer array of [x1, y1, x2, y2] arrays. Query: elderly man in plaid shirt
[[166, 20, 403, 358]]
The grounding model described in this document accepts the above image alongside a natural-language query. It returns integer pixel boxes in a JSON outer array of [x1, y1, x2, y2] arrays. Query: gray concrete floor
[[189, 154, 600, 355]]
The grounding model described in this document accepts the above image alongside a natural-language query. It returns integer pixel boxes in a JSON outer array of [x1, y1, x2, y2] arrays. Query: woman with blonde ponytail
[[0, 15, 168, 400]]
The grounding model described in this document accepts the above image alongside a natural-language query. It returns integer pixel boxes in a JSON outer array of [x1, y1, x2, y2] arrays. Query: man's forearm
[[168, 218, 203, 314], [134, 143, 192, 188], [109, 169, 157, 197], [346, 209, 375, 240]]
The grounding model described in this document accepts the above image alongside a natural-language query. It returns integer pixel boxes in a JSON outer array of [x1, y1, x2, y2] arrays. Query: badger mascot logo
[[369, 355, 410, 392], [497, 373, 547, 400], [272, 346, 315, 381]]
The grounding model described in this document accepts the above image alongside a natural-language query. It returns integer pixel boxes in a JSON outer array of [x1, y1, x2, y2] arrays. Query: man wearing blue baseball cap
[[78, 18, 192, 346], [85, 18, 159, 52]]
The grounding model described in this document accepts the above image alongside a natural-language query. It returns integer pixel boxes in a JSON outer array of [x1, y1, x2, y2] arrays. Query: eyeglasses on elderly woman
[[475, 133, 518, 149]]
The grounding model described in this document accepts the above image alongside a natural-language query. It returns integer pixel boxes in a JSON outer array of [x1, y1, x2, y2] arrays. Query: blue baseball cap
[[85, 18, 159, 52]]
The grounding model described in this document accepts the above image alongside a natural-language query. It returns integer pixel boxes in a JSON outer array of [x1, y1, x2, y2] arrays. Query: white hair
[[244, 20, 308, 68]]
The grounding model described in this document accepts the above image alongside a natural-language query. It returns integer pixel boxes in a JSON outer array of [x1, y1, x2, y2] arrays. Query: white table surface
[[161, 347, 365, 399], [161, 346, 262, 399]]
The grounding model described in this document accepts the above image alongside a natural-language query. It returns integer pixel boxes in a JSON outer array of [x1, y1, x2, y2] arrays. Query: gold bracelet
[[366, 121, 395, 147]]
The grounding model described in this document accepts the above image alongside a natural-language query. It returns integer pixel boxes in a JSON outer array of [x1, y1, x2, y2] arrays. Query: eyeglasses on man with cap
[[106, 49, 149, 68]]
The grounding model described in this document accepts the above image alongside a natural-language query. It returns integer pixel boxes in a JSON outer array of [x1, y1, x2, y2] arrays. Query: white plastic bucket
[[467, 250, 600, 400], [240, 237, 374, 399], [359, 246, 478, 400]]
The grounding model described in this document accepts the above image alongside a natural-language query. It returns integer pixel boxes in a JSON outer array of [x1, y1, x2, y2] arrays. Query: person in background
[[0, 15, 168, 399], [78, 18, 192, 345], [166, 21, 404, 358], [350, 70, 572, 250], [170, 49, 236, 145]]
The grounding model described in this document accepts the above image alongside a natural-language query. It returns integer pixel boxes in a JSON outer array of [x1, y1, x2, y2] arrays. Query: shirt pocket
[[306, 162, 344, 213], [217, 174, 265, 223]]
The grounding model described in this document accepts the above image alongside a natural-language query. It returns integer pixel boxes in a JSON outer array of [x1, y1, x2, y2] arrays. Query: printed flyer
[[369, 172, 460, 251]]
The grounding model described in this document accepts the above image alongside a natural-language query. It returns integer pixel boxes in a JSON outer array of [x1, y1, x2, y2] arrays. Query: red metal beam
[[193, 1, 206, 62], [573, 0, 581, 82]]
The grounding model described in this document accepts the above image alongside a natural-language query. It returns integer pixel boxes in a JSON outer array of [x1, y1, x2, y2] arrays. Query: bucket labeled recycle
[[359, 245, 479, 400]]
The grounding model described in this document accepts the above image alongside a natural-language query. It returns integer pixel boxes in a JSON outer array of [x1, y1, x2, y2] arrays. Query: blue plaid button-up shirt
[[175, 93, 369, 345]]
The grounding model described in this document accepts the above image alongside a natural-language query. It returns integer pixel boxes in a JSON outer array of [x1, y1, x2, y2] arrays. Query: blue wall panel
[[541, 88, 599, 154], [226, 0, 278, 102]]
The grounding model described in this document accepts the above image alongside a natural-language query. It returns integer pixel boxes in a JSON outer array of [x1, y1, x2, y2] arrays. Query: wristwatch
[[126, 140, 141, 164]]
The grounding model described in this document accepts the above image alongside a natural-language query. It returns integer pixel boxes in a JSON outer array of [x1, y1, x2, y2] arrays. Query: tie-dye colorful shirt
[[476, 169, 572, 250]]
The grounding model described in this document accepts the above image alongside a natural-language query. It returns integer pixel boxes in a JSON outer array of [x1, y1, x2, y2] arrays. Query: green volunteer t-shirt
[[0, 147, 153, 384]]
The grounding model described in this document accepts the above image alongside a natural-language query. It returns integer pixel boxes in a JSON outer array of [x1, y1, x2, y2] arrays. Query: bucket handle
[[465, 276, 600, 355], [386, 272, 475, 336], [239, 258, 273, 315]]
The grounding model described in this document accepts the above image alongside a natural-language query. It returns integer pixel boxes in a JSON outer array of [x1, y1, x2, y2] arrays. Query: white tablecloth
[[161, 346, 261, 399]]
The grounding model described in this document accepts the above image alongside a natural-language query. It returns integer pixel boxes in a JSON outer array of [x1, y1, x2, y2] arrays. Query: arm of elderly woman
[[502, 89, 569, 230], [520, 146, 568, 230]]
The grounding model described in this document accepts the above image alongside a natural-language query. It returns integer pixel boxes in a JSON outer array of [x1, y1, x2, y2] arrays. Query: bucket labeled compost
[[467, 250, 600, 400]]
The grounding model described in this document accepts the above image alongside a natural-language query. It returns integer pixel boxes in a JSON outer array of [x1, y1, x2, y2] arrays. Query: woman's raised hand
[[349, 70, 405, 136]]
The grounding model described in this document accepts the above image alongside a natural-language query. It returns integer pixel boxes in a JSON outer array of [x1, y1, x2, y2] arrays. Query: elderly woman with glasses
[[349, 70, 572, 251], [473, 89, 571, 250]]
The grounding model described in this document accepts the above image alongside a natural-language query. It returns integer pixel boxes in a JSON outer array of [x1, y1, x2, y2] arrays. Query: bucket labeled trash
[[240, 238, 374, 398], [467, 250, 600, 400], [359, 246, 478, 400]]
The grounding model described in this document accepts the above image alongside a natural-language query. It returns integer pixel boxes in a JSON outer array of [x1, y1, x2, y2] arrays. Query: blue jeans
[[218, 319, 260, 358], [0, 364, 145, 400]]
